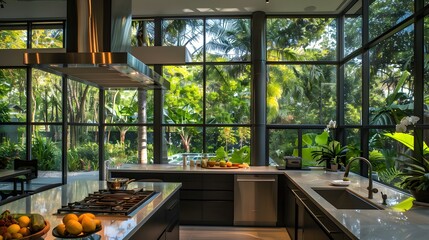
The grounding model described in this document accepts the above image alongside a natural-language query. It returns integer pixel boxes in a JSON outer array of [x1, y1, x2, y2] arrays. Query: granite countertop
[[284, 171, 429, 239], [110, 163, 283, 174], [0, 180, 181, 240]]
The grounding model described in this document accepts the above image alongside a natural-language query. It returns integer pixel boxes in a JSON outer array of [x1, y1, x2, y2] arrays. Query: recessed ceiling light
[[304, 5, 317, 12]]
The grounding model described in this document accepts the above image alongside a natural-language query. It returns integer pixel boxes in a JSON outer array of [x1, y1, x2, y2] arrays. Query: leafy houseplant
[[385, 116, 429, 202], [311, 141, 348, 171], [311, 120, 349, 171]]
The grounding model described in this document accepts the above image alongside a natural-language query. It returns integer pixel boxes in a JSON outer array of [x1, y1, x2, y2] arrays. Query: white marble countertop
[[110, 163, 283, 174], [284, 170, 429, 240], [0, 180, 181, 240]]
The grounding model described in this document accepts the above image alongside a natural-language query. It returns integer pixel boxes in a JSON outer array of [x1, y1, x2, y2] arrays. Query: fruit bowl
[[22, 220, 50, 240], [52, 225, 102, 239]]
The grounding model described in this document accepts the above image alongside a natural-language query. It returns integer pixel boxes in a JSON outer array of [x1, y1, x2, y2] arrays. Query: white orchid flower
[[396, 123, 407, 133], [400, 116, 420, 126], [327, 120, 337, 129], [409, 116, 420, 125]]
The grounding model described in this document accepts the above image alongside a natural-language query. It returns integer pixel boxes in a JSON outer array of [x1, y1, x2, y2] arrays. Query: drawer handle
[[236, 179, 276, 182], [167, 199, 179, 211]]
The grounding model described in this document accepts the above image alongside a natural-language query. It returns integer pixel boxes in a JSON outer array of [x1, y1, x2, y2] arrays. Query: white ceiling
[[0, 0, 356, 20], [132, 0, 355, 16]]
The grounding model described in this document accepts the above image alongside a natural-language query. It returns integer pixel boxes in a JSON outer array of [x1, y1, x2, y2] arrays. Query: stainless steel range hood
[[23, 0, 170, 90]]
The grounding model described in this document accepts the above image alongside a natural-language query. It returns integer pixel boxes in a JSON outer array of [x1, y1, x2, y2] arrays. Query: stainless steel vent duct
[[23, 0, 169, 89]]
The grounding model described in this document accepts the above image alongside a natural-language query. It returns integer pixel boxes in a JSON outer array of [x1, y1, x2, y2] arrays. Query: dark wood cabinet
[[112, 172, 234, 226], [130, 190, 180, 240], [284, 176, 352, 240]]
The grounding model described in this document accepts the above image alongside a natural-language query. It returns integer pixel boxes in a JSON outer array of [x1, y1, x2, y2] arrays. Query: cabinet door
[[285, 185, 296, 240], [303, 208, 330, 240], [180, 200, 202, 225], [202, 201, 234, 225]]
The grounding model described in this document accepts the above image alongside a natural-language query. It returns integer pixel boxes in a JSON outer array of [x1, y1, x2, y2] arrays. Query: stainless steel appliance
[[234, 175, 278, 226], [57, 188, 157, 216]]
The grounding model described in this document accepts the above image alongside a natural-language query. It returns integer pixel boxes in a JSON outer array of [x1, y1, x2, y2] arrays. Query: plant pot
[[330, 164, 338, 172], [411, 190, 429, 203]]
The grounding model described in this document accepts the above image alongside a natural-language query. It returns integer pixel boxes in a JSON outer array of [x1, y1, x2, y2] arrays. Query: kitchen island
[[110, 164, 429, 239], [0, 180, 181, 240]]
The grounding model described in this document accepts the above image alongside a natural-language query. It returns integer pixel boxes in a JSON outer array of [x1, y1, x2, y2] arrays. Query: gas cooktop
[[57, 188, 157, 216]]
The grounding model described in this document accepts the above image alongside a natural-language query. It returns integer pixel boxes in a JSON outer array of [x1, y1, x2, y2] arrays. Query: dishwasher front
[[234, 174, 278, 226]]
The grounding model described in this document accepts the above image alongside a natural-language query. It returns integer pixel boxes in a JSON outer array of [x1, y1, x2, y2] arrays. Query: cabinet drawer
[[203, 174, 234, 190], [203, 190, 233, 201]]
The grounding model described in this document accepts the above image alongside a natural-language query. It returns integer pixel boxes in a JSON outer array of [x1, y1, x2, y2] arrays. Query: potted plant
[[311, 140, 348, 171], [385, 116, 429, 203]]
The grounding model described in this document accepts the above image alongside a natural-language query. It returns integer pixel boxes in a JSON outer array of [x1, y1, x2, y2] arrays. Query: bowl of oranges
[[52, 213, 102, 239], [0, 210, 49, 240]]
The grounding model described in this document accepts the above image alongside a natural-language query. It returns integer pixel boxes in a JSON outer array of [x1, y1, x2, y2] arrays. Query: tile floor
[[180, 226, 291, 240]]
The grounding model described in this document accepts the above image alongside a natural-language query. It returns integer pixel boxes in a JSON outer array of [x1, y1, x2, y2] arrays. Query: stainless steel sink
[[312, 188, 383, 210]]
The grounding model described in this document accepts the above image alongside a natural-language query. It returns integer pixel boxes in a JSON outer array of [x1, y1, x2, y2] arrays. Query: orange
[[65, 219, 82, 235], [78, 213, 95, 223], [11, 233, 23, 239], [62, 213, 79, 224], [93, 219, 102, 228], [7, 224, 21, 234], [56, 224, 67, 236], [18, 227, 31, 237], [17, 215, 31, 228], [81, 216, 96, 233]]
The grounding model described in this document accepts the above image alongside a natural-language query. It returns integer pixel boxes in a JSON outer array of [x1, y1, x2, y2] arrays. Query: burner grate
[[57, 188, 157, 216]]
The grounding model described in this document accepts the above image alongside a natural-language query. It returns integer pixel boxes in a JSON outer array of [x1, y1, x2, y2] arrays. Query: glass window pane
[[163, 65, 203, 124], [131, 19, 155, 47], [302, 129, 325, 168], [205, 18, 251, 62], [267, 18, 337, 61], [369, 26, 414, 125], [206, 64, 251, 124], [267, 64, 336, 124], [369, 0, 413, 40], [0, 125, 26, 169], [105, 126, 154, 165], [31, 22, 64, 48], [67, 80, 99, 123], [0, 68, 27, 122], [369, 128, 404, 188], [0, 24, 27, 49], [344, 56, 362, 125], [67, 126, 99, 180], [105, 89, 153, 124], [268, 129, 298, 167], [206, 127, 251, 164], [165, 126, 203, 165], [425, 16, 429, 124], [32, 69, 62, 123], [344, 15, 362, 56], [162, 18, 204, 62], [32, 125, 62, 174]]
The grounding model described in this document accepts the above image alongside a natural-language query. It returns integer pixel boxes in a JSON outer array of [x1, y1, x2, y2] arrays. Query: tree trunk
[[138, 89, 148, 164]]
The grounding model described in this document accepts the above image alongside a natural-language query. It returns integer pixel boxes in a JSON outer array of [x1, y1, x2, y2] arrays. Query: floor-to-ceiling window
[[266, 17, 342, 168], [1, 0, 428, 193]]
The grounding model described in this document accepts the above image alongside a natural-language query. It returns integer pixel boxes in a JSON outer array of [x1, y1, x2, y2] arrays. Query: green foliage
[[0, 139, 25, 169], [398, 154, 429, 191], [0, 101, 11, 122], [311, 140, 349, 166], [378, 167, 404, 188], [213, 147, 228, 161], [67, 143, 99, 171], [32, 135, 60, 171], [230, 146, 250, 164]]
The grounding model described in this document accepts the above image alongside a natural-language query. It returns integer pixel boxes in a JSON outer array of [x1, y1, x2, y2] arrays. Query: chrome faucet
[[104, 160, 112, 181], [343, 157, 378, 199]]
